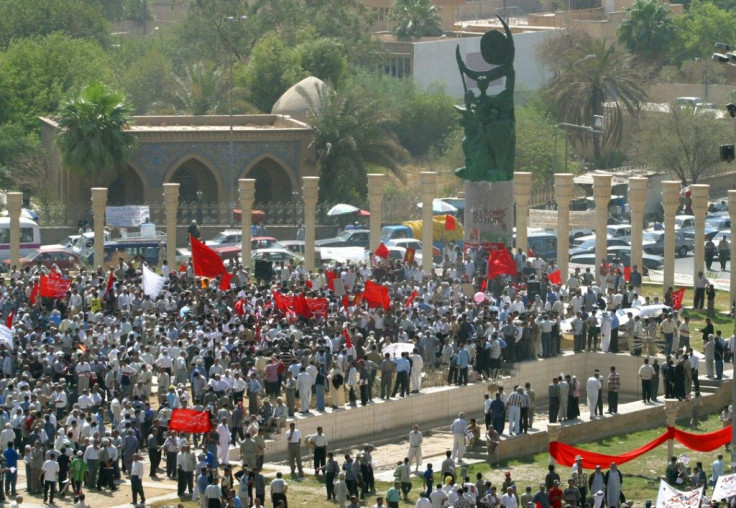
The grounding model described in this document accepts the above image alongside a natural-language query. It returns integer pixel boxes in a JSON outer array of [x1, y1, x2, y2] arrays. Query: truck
[[381, 215, 463, 260]]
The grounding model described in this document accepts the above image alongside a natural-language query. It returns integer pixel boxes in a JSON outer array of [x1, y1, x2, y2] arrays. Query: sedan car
[[570, 248, 664, 274], [315, 229, 370, 249], [3, 246, 81, 270], [641, 230, 693, 257], [679, 226, 719, 242], [206, 229, 242, 247], [706, 216, 731, 230], [251, 248, 304, 264], [568, 238, 630, 257]]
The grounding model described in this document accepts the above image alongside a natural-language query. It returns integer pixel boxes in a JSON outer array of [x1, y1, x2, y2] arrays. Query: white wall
[[411, 30, 555, 98]]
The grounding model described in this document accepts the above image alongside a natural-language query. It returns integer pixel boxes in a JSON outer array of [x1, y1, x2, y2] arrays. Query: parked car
[[706, 216, 731, 230], [675, 215, 695, 230], [679, 226, 719, 242], [525, 232, 558, 262], [641, 230, 693, 257], [315, 229, 370, 249], [251, 248, 304, 264], [206, 229, 243, 247], [386, 238, 441, 263], [3, 246, 81, 271], [568, 238, 630, 257], [572, 224, 632, 247], [570, 247, 664, 274]]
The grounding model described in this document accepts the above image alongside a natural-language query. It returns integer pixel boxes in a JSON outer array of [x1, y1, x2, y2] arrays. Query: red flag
[[105, 269, 114, 295], [342, 326, 353, 349], [480, 278, 487, 291], [404, 248, 416, 263], [528, 248, 534, 257], [487, 249, 518, 279], [168, 409, 212, 434], [671, 288, 686, 310], [293, 293, 311, 319], [234, 299, 245, 316], [405, 289, 418, 308], [548, 269, 562, 285], [29, 283, 39, 304], [445, 215, 457, 231], [5, 311, 12, 329], [341, 294, 349, 311], [374, 243, 390, 259], [219, 273, 233, 291], [189, 235, 226, 278], [624, 266, 631, 282], [40, 273, 72, 299], [255, 324, 262, 342], [364, 280, 390, 310], [354, 292, 363, 306], [326, 270, 337, 291], [179, 264, 188, 272]]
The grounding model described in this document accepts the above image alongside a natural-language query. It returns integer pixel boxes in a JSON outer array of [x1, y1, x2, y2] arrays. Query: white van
[[0, 218, 41, 260]]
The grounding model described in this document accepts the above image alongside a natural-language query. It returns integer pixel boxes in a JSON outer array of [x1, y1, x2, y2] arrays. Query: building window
[[382, 56, 412, 78]]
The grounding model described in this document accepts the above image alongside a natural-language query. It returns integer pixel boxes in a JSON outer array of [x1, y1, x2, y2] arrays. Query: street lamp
[[554, 116, 605, 173], [223, 15, 248, 209], [196, 190, 203, 224]]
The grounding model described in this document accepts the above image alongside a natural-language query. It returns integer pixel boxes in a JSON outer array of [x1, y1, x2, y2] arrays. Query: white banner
[[106, 205, 151, 227], [647, 269, 730, 292], [712, 473, 736, 501], [656, 480, 702, 508], [529, 209, 597, 229], [142, 264, 165, 299], [0, 325, 13, 350]]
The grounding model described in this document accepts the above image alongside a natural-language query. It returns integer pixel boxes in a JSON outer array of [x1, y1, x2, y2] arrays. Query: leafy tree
[[120, 48, 176, 114], [617, 0, 677, 64], [633, 104, 726, 185], [673, 0, 736, 62], [57, 81, 136, 177], [0, 0, 109, 49], [170, 62, 224, 115], [397, 90, 456, 157], [0, 34, 113, 132], [392, 0, 444, 40], [540, 32, 648, 161], [299, 81, 408, 202], [297, 38, 348, 86], [245, 33, 306, 112]]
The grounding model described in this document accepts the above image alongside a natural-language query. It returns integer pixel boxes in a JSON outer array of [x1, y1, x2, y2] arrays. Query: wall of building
[[411, 29, 555, 97]]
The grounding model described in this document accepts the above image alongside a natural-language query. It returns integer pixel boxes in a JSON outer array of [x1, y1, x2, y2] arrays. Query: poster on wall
[[464, 180, 513, 256]]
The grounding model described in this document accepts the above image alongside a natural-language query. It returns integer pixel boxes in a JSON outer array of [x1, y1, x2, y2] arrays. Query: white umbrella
[[417, 199, 458, 213], [327, 203, 359, 216]]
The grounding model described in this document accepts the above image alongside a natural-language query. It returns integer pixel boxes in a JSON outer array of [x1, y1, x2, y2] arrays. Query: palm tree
[[170, 62, 224, 115], [617, 0, 676, 64], [392, 0, 444, 40], [298, 82, 409, 202], [541, 33, 649, 161], [57, 81, 136, 177]]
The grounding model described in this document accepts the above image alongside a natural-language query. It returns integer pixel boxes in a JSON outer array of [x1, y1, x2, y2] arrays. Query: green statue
[[455, 17, 515, 182]]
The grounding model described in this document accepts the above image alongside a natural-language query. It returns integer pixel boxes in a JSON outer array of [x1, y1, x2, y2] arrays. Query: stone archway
[[169, 158, 219, 204], [108, 165, 146, 205], [243, 157, 294, 203]]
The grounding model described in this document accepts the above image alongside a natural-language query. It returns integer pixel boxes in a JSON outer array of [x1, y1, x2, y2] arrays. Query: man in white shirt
[[41, 453, 60, 504], [586, 373, 602, 420], [130, 453, 145, 505], [500, 486, 518, 508], [450, 412, 468, 462], [408, 425, 423, 472]]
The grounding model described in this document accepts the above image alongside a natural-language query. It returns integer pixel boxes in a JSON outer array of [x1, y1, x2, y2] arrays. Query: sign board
[[712, 473, 736, 501], [529, 209, 597, 229], [106, 206, 151, 227], [464, 180, 513, 247]]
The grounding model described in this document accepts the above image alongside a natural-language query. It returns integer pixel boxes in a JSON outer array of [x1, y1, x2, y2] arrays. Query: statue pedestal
[[464, 180, 514, 252]]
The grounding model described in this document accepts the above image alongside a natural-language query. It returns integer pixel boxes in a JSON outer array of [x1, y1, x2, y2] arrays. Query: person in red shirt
[[548, 480, 564, 508]]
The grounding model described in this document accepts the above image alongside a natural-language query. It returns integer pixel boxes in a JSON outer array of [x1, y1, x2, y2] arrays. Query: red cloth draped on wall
[[549, 426, 732, 468]]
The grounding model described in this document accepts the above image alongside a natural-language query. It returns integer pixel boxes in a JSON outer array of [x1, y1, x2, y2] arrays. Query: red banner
[[40, 272, 72, 299], [168, 409, 212, 434], [487, 249, 518, 279], [671, 288, 686, 310], [549, 426, 732, 468], [305, 297, 328, 319], [364, 280, 390, 310], [190, 235, 226, 278]]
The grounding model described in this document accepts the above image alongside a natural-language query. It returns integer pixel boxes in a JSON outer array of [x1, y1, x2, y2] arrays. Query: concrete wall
[[412, 29, 555, 97], [649, 83, 734, 106]]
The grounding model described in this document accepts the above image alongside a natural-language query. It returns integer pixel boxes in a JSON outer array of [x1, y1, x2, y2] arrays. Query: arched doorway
[[245, 158, 293, 203], [108, 166, 145, 205], [169, 159, 219, 203]]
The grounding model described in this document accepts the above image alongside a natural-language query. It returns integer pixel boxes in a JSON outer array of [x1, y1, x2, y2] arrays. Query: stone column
[[514, 172, 533, 255], [547, 423, 563, 465], [239, 179, 256, 265], [162, 183, 179, 270], [691, 184, 710, 278], [593, 174, 612, 275], [302, 177, 319, 272], [729, 190, 736, 296], [91, 188, 107, 269], [661, 181, 681, 290], [367, 174, 385, 252], [6, 193, 22, 269], [555, 174, 574, 281], [420, 172, 437, 275], [664, 399, 680, 461], [628, 178, 648, 274]]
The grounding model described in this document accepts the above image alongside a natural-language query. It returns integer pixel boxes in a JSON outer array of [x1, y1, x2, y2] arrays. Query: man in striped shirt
[[505, 387, 525, 436], [607, 366, 620, 414]]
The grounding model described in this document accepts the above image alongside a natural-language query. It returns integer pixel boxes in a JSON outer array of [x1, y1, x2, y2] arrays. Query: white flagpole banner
[[142, 264, 165, 299], [656, 480, 702, 508], [712, 473, 736, 501]]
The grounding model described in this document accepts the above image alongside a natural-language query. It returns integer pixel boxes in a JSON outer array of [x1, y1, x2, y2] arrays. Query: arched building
[[39, 114, 315, 208]]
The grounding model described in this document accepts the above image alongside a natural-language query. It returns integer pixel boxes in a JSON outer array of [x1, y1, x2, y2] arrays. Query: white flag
[[142, 264, 165, 299], [656, 480, 702, 508], [0, 325, 13, 350]]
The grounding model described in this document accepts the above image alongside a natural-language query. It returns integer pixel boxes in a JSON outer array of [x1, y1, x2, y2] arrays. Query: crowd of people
[[0, 232, 725, 508]]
